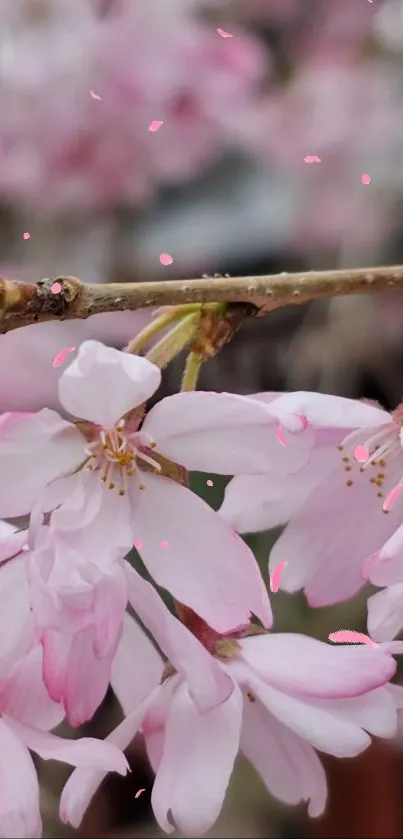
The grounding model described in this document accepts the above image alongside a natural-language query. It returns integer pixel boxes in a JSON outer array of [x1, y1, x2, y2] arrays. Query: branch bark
[[0, 265, 402, 333]]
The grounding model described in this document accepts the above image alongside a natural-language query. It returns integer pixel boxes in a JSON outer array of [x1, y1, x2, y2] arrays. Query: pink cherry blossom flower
[[0, 341, 314, 633], [0, 640, 128, 838], [222, 391, 403, 607], [26, 525, 233, 725], [59, 628, 398, 836]]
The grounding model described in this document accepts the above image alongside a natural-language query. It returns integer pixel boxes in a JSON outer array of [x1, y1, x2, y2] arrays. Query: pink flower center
[[84, 419, 160, 495]]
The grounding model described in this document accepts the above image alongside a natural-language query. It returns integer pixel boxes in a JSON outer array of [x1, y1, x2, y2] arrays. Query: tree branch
[[0, 265, 402, 334]]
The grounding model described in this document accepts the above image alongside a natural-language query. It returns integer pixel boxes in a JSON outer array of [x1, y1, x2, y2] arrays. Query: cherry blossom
[[222, 391, 403, 607], [59, 620, 399, 836]]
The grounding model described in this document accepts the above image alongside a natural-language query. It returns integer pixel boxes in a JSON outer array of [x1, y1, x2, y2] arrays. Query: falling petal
[[134, 540, 143, 550], [303, 155, 322, 164], [276, 425, 287, 447], [135, 788, 146, 799], [353, 444, 370, 463], [217, 28, 234, 38], [90, 89, 102, 100], [328, 630, 378, 647], [159, 253, 173, 266], [148, 120, 164, 132], [383, 485, 403, 512], [361, 173, 371, 185], [160, 540, 169, 549], [52, 346, 76, 369], [206, 479, 214, 486], [23, 231, 31, 239], [50, 281, 62, 294], [270, 560, 288, 593]]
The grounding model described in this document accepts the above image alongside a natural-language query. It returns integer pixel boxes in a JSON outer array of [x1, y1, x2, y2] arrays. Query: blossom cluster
[[1, 338, 403, 836]]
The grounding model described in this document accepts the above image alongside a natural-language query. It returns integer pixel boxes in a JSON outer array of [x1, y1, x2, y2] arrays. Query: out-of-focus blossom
[[0, 0, 267, 213]]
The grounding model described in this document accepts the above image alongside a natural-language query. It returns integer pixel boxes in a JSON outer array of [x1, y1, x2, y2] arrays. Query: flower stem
[[145, 312, 200, 369], [181, 352, 203, 392]]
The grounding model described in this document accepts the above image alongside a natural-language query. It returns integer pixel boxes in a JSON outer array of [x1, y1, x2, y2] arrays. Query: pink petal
[[143, 392, 313, 476], [0, 410, 84, 517], [303, 155, 322, 164], [0, 646, 64, 732], [239, 634, 396, 698], [0, 526, 29, 564], [0, 558, 36, 678], [60, 688, 158, 828], [148, 120, 164, 132], [0, 718, 41, 838], [151, 681, 242, 836], [52, 346, 76, 369], [328, 630, 378, 647], [270, 560, 288, 593], [269, 449, 403, 607], [364, 523, 403, 587], [130, 474, 272, 632], [64, 626, 114, 727], [217, 28, 234, 38], [8, 718, 129, 775], [240, 673, 371, 757], [367, 586, 403, 642], [220, 431, 342, 533], [125, 564, 233, 712], [268, 391, 390, 429], [111, 613, 163, 716], [58, 340, 161, 427], [241, 697, 327, 817]]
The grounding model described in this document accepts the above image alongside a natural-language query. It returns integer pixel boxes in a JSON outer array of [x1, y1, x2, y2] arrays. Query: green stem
[[181, 352, 203, 392]]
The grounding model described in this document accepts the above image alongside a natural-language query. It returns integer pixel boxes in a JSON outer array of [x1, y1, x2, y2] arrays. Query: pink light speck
[[90, 90, 102, 100], [160, 540, 169, 549], [50, 281, 62, 294], [159, 253, 173, 266], [217, 28, 234, 38], [303, 155, 321, 164], [148, 120, 164, 133], [52, 346, 76, 369], [206, 479, 214, 486], [134, 540, 143, 550], [328, 630, 378, 647], [23, 232, 31, 240], [361, 173, 371, 185]]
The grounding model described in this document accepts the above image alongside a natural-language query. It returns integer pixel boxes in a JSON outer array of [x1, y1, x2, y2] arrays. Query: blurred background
[[2, 0, 403, 836]]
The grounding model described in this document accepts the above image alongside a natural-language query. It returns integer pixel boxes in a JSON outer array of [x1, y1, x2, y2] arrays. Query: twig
[[0, 266, 402, 334]]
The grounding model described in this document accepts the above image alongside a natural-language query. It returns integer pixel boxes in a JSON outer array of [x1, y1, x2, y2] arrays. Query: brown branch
[[0, 266, 402, 333]]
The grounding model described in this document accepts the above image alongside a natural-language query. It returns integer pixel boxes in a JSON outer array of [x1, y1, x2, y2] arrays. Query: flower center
[[84, 419, 160, 495], [337, 405, 403, 511]]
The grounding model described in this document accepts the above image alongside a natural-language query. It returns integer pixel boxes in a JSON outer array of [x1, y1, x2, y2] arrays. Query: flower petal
[[239, 634, 396, 698], [239, 672, 371, 757], [7, 718, 129, 774], [241, 695, 327, 817], [60, 688, 158, 829], [64, 626, 114, 727], [59, 340, 161, 426], [131, 474, 272, 632], [151, 681, 242, 837], [125, 564, 233, 712], [269, 450, 403, 606], [367, 586, 403, 641], [143, 391, 313, 475], [111, 612, 163, 716], [364, 524, 403, 587], [268, 392, 390, 429], [0, 717, 41, 838], [220, 430, 342, 533], [0, 410, 83, 517], [0, 557, 36, 678], [0, 646, 64, 732]]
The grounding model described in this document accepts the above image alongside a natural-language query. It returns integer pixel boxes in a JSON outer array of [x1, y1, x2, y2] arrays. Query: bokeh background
[[2, 1, 403, 836]]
